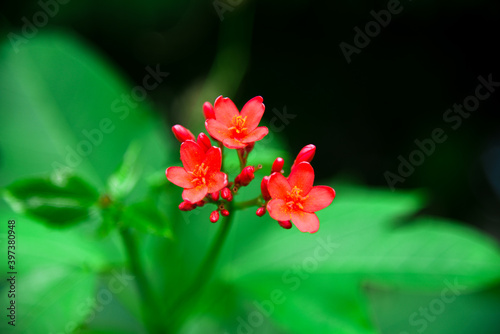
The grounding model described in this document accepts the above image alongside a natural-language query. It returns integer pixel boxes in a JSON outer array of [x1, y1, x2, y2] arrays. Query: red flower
[[291, 144, 316, 171], [266, 162, 335, 233], [205, 96, 269, 149], [166, 140, 228, 203]]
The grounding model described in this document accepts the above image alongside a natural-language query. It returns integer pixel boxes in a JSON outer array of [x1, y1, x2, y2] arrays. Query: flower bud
[[203, 102, 215, 120], [179, 201, 196, 211], [210, 210, 220, 223], [245, 142, 255, 154], [271, 157, 284, 173], [239, 166, 255, 186], [221, 209, 230, 217], [172, 125, 195, 143], [260, 176, 271, 201], [256, 207, 266, 217], [196, 200, 205, 207], [221, 187, 233, 201], [210, 192, 219, 201], [197, 133, 211, 152], [278, 220, 292, 229], [292, 144, 316, 169]]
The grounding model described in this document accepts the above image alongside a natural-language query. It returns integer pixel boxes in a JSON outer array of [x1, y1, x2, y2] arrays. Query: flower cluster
[[165, 96, 335, 233]]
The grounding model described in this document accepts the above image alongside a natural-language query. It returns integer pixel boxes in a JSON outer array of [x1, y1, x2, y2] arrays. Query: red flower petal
[[180, 140, 205, 172], [205, 119, 232, 143], [240, 96, 264, 131], [207, 171, 228, 193], [182, 184, 208, 203], [267, 199, 292, 221], [302, 186, 335, 212], [241, 126, 269, 144], [267, 172, 291, 199], [287, 161, 314, 194], [197, 132, 211, 152], [222, 137, 247, 149], [204, 146, 222, 173], [165, 166, 194, 188], [214, 96, 239, 126], [203, 101, 215, 120], [290, 211, 319, 233]]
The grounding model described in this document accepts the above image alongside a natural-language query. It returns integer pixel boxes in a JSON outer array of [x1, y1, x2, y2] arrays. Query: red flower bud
[[221, 187, 233, 201], [238, 166, 255, 186], [271, 157, 284, 173], [203, 102, 215, 120], [197, 133, 211, 152], [210, 210, 220, 223], [221, 209, 230, 217], [278, 220, 292, 229], [260, 176, 271, 201], [292, 144, 316, 169], [172, 125, 195, 143], [210, 192, 219, 201], [179, 201, 197, 211], [196, 200, 205, 207], [256, 207, 266, 217], [245, 142, 255, 154]]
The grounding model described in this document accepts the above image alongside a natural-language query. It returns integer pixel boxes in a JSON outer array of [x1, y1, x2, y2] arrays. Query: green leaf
[[0, 207, 120, 334], [360, 217, 500, 290], [0, 266, 97, 334], [366, 282, 500, 334], [107, 142, 142, 200], [0, 31, 163, 187], [122, 200, 172, 238], [225, 184, 426, 277], [3, 174, 99, 227], [221, 274, 376, 334], [217, 184, 500, 334]]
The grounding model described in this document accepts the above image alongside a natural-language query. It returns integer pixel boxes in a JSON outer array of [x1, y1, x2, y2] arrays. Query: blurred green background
[[1, 0, 500, 333]]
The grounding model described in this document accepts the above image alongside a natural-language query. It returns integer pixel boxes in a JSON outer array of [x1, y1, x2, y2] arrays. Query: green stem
[[120, 228, 163, 333], [167, 205, 235, 331], [233, 196, 263, 210]]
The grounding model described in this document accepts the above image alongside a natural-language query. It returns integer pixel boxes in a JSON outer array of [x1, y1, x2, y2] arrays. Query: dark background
[[2, 0, 499, 237]]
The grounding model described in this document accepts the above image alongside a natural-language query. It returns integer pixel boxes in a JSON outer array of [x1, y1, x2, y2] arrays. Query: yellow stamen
[[286, 186, 308, 210], [189, 163, 209, 185], [228, 115, 248, 134]]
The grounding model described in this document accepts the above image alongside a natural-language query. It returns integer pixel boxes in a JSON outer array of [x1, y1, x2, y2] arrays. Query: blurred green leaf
[[0, 266, 97, 334], [217, 184, 500, 334], [366, 282, 500, 334], [0, 31, 161, 187], [225, 184, 425, 277], [107, 142, 142, 200], [0, 206, 123, 334], [359, 217, 500, 290], [3, 174, 99, 227], [122, 200, 172, 238]]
